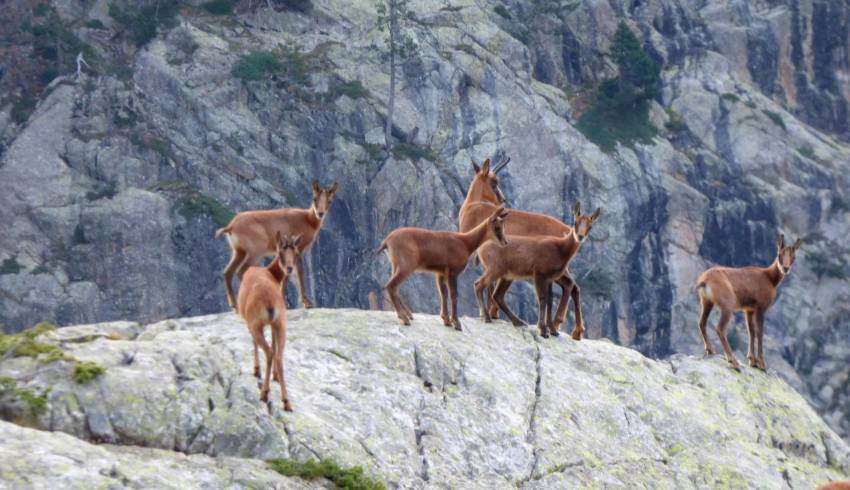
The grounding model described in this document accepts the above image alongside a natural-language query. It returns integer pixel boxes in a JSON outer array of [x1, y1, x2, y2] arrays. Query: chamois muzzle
[[285, 266, 294, 275]]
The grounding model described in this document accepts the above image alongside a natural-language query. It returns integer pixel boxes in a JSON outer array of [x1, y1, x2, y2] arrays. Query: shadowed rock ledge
[[1, 308, 848, 488]]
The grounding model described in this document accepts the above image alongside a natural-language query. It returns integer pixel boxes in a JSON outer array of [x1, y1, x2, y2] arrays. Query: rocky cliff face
[[0, 0, 848, 443], [1, 309, 849, 488]]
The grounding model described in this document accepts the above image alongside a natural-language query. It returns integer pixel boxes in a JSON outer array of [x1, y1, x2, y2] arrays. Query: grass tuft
[[72, 361, 106, 384], [762, 110, 786, 131], [267, 458, 386, 490], [0, 257, 23, 275]]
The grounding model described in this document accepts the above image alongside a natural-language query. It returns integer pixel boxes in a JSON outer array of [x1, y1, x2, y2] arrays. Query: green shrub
[[807, 251, 848, 280], [494, 5, 512, 19], [31, 264, 51, 275], [0, 377, 50, 416], [232, 50, 280, 81], [177, 192, 234, 228], [0, 322, 73, 362], [109, 0, 180, 46], [86, 181, 118, 201], [720, 93, 740, 103], [201, 0, 235, 15], [332, 80, 369, 99], [576, 22, 659, 152], [831, 195, 850, 214], [72, 361, 106, 384], [85, 19, 107, 29], [267, 459, 385, 490], [280, 0, 313, 12], [664, 109, 686, 133], [797, 145, 814, 159], [581, 269, 615, 299], [576, 99, 656, 152], [0, 257, 23, 275], [11, 97, 37, 125], [762, 110, 786, 131], [392, 142, 436, 162], [73, 224, 89, 245]]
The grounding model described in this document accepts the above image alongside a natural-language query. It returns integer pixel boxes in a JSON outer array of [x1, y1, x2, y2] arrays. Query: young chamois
[[476, 203, 601, 338], [696, 234, 802, 370], [458, 157, 586, 335], [217, 180, 338, 310], [237, 232, 301, 411], [378, 207, 509, 331]]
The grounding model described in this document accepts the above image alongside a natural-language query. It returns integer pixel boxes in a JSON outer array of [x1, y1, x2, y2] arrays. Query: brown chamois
[[378, 207, 509, 330], [236, 232, 301, 411], [696, 234, 802, 370], [817, 482, 850, 490], [458, 157, 586, 335], [217, 180, 338, 310], [476, 203, 601, 338]]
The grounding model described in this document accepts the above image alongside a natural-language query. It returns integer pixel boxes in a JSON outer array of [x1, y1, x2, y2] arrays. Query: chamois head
[[311, 180, 338, 220], [572, 202, 601, 243], [776, 233, 802, 275], [469, 155, 510, 204], [487, 206, 510, 246], [275, 232, 303, 276]]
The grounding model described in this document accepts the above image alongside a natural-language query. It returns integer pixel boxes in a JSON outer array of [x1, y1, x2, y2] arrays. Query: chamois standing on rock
[[237, 232, 301, 411], [378, 207, 509, 330], [458, 156, 588, 336], [696, 234, 801, 370], [217, 180, 337, 310], [476, 203, 601, 338]]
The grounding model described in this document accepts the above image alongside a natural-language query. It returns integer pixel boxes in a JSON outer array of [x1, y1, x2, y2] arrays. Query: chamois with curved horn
[[458, 156, 588, 337], [216, 180, 337, 310], [696, 234, 802, 370], [378, 207, 509, 330]]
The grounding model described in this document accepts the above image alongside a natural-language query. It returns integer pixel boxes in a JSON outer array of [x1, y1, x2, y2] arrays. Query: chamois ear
[[481, 158, 491, 174], [499, 210, 510, 219], [572, 202, 581, 218], [777, 233, 785, 251], [312, 179, 320, 194], [292, 234, 303, 247], [591, 207, 602, 222], [329, 182, 338, 194], [792, 238, 802, 251], [275, 231, 284, 249], [471, 159, 481, 174]]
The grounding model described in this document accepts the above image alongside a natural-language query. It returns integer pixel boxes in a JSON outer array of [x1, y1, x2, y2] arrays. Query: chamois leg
[[488, 280, 511, 319], [271, 321, 292, 411], [714, 310, 739, 370], [223, 248, 247, 309], [385, 269, 413, 325], [436, 274, 450, 326], [552, 275, 575, 338], [253, 342, 260, 378], [447, 273, 463, 331], [532, 275, 550, 338], [248, 324, 273, 401], [474, 273, 497, 322], [492, 282, 528, 328], [294, 254, 314, 309], [755, 309, 766, 370], [697, 299, 715, 356], [745, 311, 757, 368]]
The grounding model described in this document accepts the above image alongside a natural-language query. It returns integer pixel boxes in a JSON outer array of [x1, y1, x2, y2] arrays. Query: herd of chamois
[[215, 155, 800, 410]]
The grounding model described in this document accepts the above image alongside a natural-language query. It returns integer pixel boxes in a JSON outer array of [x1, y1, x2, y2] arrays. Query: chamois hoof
[[283, 400, 293, 412], [703, 349, 715, 358], [550, 330, 560, 337], [452, 320, 463, 331], [259, 390, 270, 403], [512, 320, 528, 328], [757, 360, 767, 371], [400, 318, 411, 326], [482, 316, 492, 323], [727, 361, 741, 371]]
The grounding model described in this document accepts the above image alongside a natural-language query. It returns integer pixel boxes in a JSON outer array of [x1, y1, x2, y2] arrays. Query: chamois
[[458, 156, 586, 335], [237, 232, 301, 411], [696, 234, 802, 370], [817, 482, 850, 490], [217, 180, 337, 310], [378, 207, 509, 330], [476, 203, 601, 338]]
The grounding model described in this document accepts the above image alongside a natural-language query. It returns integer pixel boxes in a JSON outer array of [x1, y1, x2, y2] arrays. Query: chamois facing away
[[378, 207, 509, 331], [458, 156, 585, 334], [696, 234, 802, 371], [217, 180, 338, 310], [476, 202, 601, 339], [237, 232, 301, 411]]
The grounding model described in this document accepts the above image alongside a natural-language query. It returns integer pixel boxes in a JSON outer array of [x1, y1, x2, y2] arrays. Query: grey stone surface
[[1, 309, 848, 488], [0, 0, 848, 444]]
